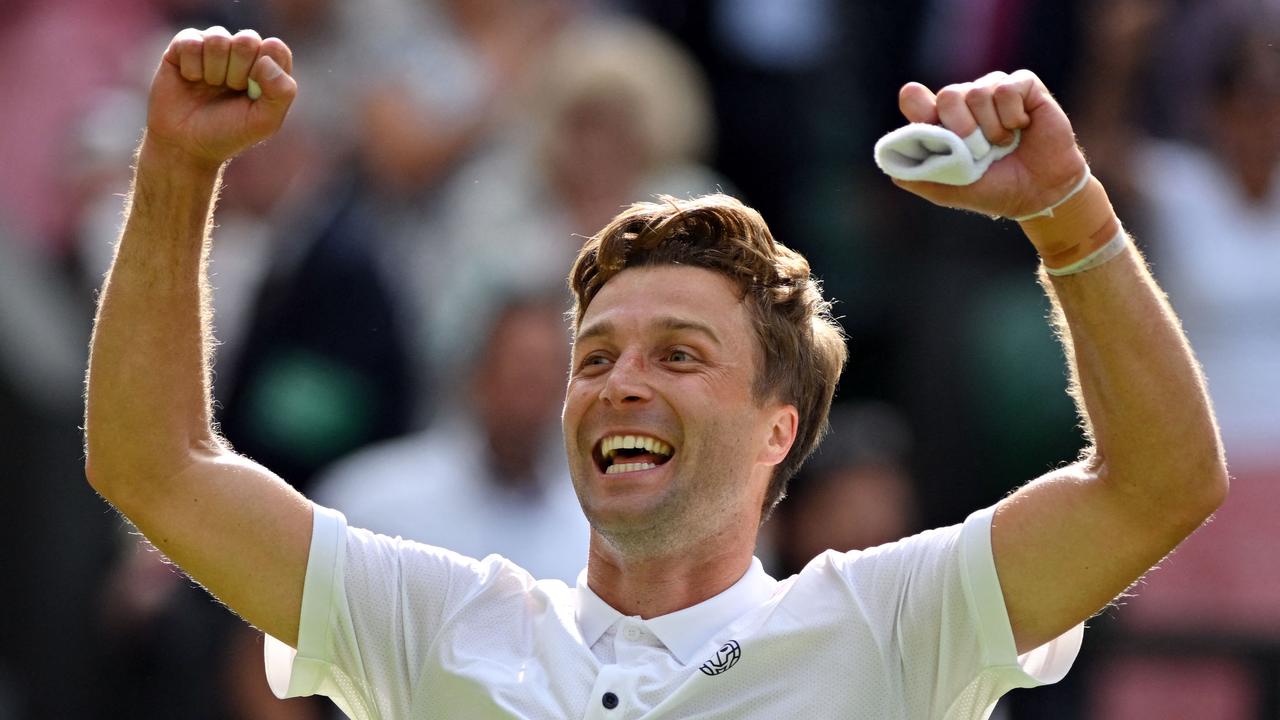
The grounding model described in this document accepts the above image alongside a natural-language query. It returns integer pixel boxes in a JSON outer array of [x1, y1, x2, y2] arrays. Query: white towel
[[874, 124, 1020, 186]]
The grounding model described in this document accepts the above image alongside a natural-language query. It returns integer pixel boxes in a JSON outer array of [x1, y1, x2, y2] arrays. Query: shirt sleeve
[[831, 505, 1083, 719], [263, 503, 523, 720]]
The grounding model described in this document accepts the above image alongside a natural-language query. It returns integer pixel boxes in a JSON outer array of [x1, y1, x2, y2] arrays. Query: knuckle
[[262, 37, 290, 55], [935, 86, 964, 105], [229, 35, 258, 55], [964, 87, 994, 108], [203, 34, 231, 51], [993, 83, 1018, 100]]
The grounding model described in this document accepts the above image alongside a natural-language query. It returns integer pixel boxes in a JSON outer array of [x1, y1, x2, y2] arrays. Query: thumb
[[249, 55, 297, 112]]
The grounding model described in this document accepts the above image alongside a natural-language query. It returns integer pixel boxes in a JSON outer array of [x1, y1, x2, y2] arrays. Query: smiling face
[[563, 265, 798, 558]]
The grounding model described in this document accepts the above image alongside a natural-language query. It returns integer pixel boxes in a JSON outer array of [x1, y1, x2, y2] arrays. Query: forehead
[[577, 265, 750, 342]]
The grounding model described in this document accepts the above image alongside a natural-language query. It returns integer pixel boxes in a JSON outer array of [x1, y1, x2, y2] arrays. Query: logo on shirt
[[699, 640, 741, 676]]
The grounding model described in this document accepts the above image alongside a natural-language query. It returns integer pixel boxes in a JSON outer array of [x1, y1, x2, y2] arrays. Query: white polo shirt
[[265, 504, 1081, 719]]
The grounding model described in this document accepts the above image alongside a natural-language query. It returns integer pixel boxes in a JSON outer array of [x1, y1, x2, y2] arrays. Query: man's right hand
[[147, 27, 297, 170], [86, 26, 312, 647]]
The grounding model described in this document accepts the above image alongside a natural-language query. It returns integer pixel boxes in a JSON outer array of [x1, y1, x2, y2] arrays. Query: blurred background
[[2, 0, 1278, 717]]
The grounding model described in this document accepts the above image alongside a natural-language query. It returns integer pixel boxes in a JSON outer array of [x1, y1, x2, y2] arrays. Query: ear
[[758, 403, 799, 467]]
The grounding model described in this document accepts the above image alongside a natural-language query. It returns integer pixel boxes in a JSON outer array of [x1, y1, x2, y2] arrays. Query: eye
[[578, 353, 612, 371], [664, 348, 695, 363]]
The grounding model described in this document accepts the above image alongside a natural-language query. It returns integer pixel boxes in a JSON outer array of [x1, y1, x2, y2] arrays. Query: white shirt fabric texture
[[310, 416, 588, 583], [264, 504, 1082, 719]]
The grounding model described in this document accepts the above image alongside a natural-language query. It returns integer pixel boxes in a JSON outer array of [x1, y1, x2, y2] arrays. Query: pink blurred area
[[0, 0, 170, 254], [1091, 655, 1259, 720], [1087, 462, 1280, 719], [1122, 464, 1280, 632]]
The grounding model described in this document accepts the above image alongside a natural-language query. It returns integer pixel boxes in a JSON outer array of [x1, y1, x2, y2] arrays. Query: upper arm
[[991, 458, 1214, 654], [99, 448, 313, 647]]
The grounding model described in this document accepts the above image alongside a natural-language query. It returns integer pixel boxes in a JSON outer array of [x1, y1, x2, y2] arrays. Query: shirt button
[[624, 627, 640, 640], [602, 692, 619, 710]]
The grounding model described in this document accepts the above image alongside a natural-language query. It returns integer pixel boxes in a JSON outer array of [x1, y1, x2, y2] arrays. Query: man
[[311, 294, 589, 583], [85, 28, 1227, 719]]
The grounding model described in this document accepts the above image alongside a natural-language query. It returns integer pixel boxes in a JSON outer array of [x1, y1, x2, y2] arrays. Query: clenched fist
[[146, 27, 297, 170], [892, 70, 1120, 269], [891, 70, 1087, 219]]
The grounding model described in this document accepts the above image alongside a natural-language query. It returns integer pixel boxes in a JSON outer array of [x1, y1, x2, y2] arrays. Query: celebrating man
[[85, 27, 1227, 719]]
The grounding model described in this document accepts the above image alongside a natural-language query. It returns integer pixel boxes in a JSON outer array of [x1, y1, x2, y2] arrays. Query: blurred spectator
[[0, 0, 165, 255], [311, 294, 588, 583], [343, 0, 570, 196], [0, 0, 240, 258], [422, 14, 724, 374], [1137, 5, 1280, 465], [277, 0, 578, 421], [627, 0, 844, 252], [215, 145, 417, 495], [0, 216, 111, 718], [765, 403, 920, 578], [1076, 2, 1280, 717]]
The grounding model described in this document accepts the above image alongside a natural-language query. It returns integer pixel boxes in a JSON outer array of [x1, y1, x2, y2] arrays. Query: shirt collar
[[575, 557, 777, 665]]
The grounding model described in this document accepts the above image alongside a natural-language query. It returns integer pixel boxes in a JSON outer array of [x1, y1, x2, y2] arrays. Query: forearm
[[1043, 237, 1227, 520], [894, 68, 1230, 652], [85, 136, 227, 492]]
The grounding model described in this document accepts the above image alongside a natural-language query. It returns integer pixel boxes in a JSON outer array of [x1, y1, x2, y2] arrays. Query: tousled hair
[[568, 194, 848, 518]]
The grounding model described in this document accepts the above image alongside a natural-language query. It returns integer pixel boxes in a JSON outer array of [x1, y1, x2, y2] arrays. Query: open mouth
[[594, 434, 675, 474]]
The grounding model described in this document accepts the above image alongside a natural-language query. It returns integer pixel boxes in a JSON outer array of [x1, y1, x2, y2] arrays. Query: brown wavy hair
[[568, 194, 848, 518]]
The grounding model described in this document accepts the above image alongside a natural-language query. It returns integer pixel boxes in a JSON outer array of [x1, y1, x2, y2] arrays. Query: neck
[[584, 528, 756, 619]]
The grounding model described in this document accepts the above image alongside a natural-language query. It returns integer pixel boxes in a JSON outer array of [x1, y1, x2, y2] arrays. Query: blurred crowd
[[1, 0, 1277, 718]]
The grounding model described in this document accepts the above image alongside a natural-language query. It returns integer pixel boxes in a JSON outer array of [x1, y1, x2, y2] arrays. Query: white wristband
[[1014, 168, 1093, 222], [1043, 229, 1129, 276]]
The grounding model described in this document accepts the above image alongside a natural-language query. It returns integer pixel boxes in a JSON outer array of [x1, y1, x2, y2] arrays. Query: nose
[[599, 350, 652, 406]]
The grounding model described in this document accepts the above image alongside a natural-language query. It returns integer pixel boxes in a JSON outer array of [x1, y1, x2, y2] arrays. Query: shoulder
[[342, 519, 549, 607], [788, 511, 990, 615], [815, 519, 970, 579]]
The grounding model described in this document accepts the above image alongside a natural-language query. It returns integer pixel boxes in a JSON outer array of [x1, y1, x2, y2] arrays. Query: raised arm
[[891, 70, 1228, 654], [84, 27, 310, 646]]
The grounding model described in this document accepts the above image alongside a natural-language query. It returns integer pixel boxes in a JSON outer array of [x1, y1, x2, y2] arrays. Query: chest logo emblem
[[699, 640, 741, 676]]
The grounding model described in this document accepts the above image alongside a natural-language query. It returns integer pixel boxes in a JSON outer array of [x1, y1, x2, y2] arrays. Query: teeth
[[600, 435, 673, 460], [605, 462, 657, 474]]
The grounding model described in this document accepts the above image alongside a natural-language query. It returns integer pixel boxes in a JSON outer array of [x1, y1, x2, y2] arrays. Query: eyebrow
[[575, 317, 723, 348]]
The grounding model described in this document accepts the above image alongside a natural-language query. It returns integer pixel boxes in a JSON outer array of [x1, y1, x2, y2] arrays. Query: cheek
[[683, 400, 750, 460], [561, 381, 597, 441]]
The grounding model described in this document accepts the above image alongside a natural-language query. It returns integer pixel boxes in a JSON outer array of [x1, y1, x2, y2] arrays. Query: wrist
[[137, 132, 226, 183], [1017, 176, 1122, 270]]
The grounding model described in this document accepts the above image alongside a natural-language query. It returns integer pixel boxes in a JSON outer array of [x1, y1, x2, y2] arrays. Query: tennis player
[[85, 27, 1227, 719]]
